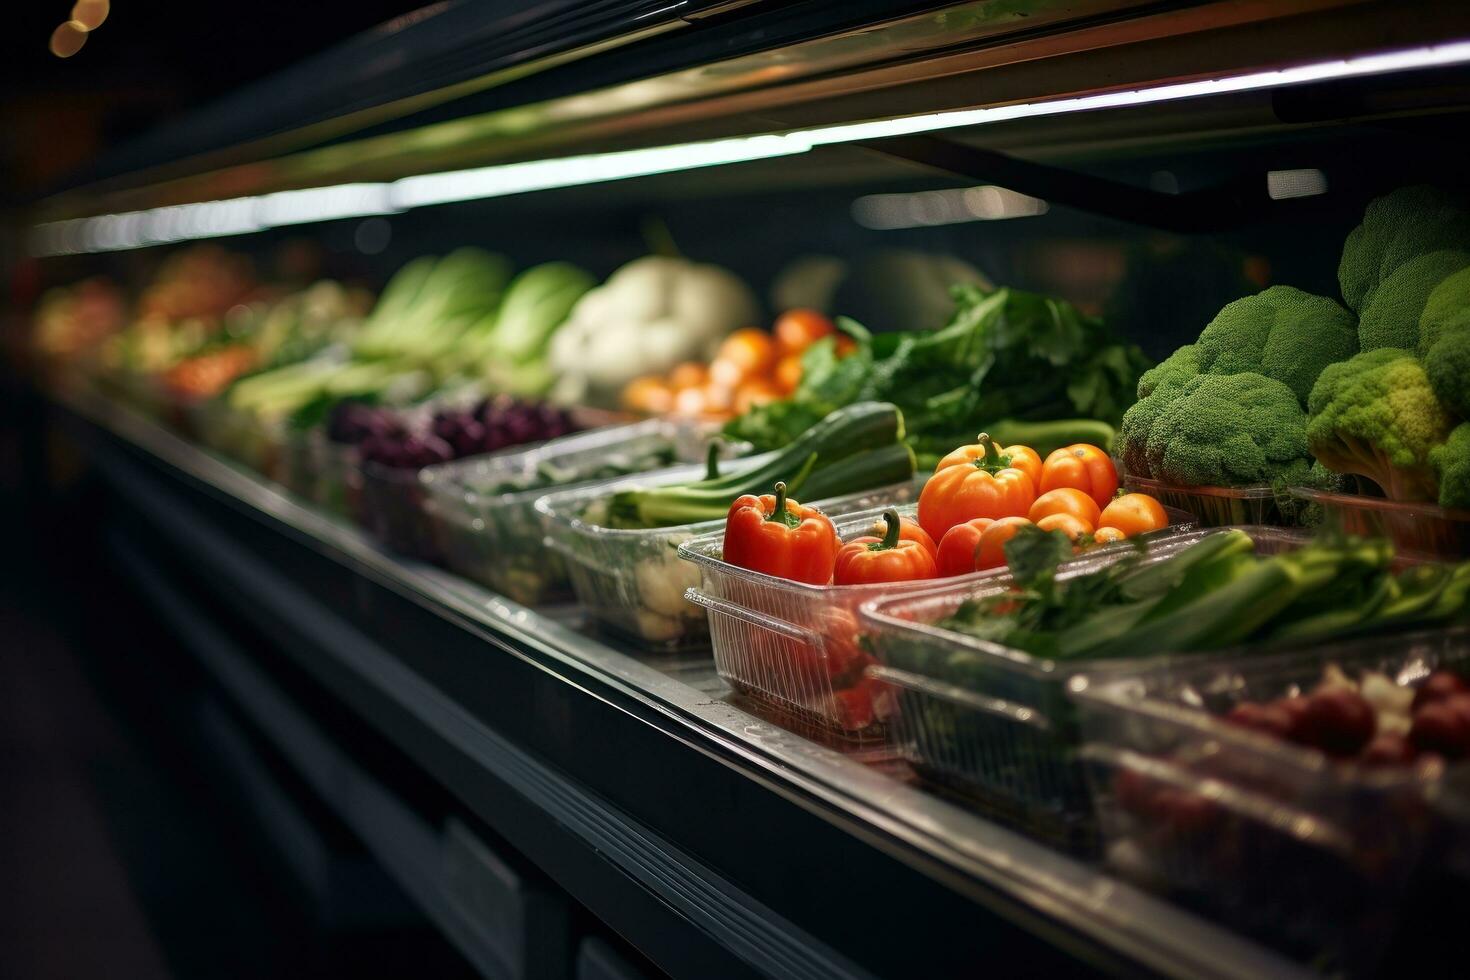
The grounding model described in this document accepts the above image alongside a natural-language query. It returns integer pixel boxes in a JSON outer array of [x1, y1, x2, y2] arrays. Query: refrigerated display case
[[16, 2, 1470, 977]]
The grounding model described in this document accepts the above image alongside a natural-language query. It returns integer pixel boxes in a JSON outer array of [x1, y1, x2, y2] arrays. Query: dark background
[[1, 1, 424, 203]]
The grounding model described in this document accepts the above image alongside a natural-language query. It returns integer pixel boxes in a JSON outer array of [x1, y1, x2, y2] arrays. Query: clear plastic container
[[1290, 487, 1470, 560], [421, 420, 740, 606], [1070, 628, 1470, 971], [538, 470, 926, 652], [1123, 473, 1293, 527], [680, 504, 1197, 741], [858, 527, 1310, 848]]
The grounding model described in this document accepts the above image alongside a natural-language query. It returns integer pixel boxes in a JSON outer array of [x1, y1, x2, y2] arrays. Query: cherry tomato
[[620, 375, 674, 414], [974, 516, 1033, 570], [774, 309, 835, 355], [710, 328, 777, 387], [1036, 512, 1093, 542], [1028, 487, 1102, 528], [1097, 493, 1168, 538], [935, 518, 995, 577], [1039, 444, 1118, 509], [733, 377, 783, 415], [668, 361, 708, 391], [1092, 525, 1127, 545], [773, 353, 804, 394]]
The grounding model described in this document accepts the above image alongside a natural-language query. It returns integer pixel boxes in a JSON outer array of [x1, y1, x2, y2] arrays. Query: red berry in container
[[1360, 732, 1416, 766], [1297, 689, 1376, 757], [1412, 671, 1468, 711], [1410, 701, 1470, 759]]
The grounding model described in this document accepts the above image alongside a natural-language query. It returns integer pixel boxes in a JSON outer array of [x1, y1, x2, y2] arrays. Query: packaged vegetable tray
[[422, 419, 745, 606], [1070, 627, 1470, 973], [1122, 473, 1290, 528], [538, 470, 926, 652], [858, 528, 1305, 849], [1291, 486, 1470, 560], [679, 503, 1195, 741]]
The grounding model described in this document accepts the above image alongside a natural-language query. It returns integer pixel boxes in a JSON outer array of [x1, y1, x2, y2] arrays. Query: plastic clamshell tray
[[538, 469, 927, 652], [1291, 486, 1470, 560], [1070, 627, 1470, 972], [858, 527, 1306, 850], [680, 504, 1196, 742], [1122, 473, 1293, 528], [421, 419, 744, 606]]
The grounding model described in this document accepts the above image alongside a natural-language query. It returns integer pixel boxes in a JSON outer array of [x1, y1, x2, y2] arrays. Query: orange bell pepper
[[933, 434, 1042, 488], [723, 481, 839, 585], [935, 517, 995, 577], [974, 516, 1033, 570], [1039, 443, 1118, 509], [834, 510, 939, 585], [917, 433, 1037, 541]]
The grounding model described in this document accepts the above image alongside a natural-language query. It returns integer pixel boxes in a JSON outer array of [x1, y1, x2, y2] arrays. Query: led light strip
[[32, 39, 1470, 256]]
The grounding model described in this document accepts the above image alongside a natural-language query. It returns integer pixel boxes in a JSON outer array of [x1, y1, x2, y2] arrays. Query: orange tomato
[[918, 434, 1037, 540], [933, 435, 1042, 490], [774, 353, 804, 394], [1097, 493, 1169, 538], [935, 518, 994, 577], [1039, 444, 1118, 509], [672, 385, 709, 417], [621, 375, 675, 414], [1093, 526, 1127, 545], [710, 328, 777, 388], [733, 377, 783, 415], [974, 516, 1033, 570], [774, 309, 835, 355], [1036, 512, 1093, 542], [1028, 487, 1102, 528], [865, 513, 938, 559], [668, 362, 708, 391]]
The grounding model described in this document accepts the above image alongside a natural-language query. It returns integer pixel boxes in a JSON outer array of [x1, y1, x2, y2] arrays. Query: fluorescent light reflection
[[1267, 168, 1329, 200], [33, 39, 1470, 256], [853, 185, 1048, 229]]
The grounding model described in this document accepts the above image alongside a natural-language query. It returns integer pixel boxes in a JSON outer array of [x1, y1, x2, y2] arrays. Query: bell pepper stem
[[973, 432, 1013, 473], [868, 510, 902, 552], [765, 481, 802, 529]]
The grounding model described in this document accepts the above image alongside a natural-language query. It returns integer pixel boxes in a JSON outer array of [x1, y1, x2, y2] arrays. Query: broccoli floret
[[1142, 373, 1311, 487], [1136, 344, 1200, 399], [1419, 267, 1470, 419], [1432, 424, 1470, 510], [1358, 249, 1470, 351], [1119, 345, 1199, 476], [1306, 348, 1454, 501], [1339, 186, 1470, 313], [1193, 286, 1357, 404]]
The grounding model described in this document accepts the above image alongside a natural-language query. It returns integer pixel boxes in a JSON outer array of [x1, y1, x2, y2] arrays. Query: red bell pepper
[[723, 481, 839, 585]]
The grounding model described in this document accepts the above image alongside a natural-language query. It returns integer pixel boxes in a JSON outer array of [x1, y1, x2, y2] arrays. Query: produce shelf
[[50, 384, 1319, 980]]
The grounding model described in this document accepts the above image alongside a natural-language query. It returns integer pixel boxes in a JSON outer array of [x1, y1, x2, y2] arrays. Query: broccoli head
[[1419, 267, 1470, 419], [1136, 344, 1200, 399], [1306, 348, 1455, 501], [1358, 249, 1470, 351], [1142, 372, 1312, 487], [1119, 345, 1199, 476], [1339, 185, 1470, 312], [1193, 286, 1357, 404], [1432, 423, 1470, 510]]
